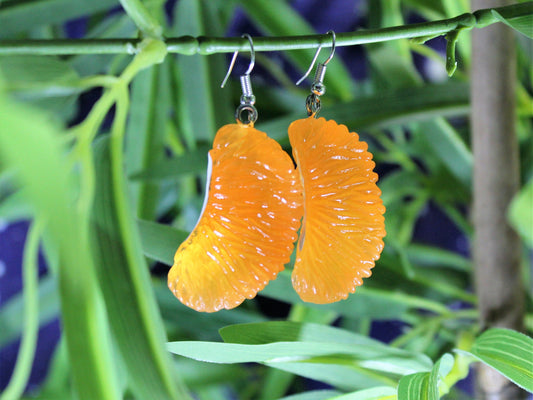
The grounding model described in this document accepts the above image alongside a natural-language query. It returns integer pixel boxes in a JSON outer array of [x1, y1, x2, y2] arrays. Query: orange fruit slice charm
[[289, 117, 386, 303], [168, 123, 302, 312]]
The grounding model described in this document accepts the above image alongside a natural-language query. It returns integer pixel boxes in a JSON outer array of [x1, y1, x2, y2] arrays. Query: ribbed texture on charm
[[289, 117, 386, 304], [169, 124, 302, 312]]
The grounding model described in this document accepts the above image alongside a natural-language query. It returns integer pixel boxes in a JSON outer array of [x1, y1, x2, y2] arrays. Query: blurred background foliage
[[0, 0, 531, 399]]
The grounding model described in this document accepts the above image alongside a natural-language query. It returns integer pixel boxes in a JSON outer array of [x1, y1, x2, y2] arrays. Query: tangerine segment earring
[[289, 31, 386, 304], [168, 35, 302, 312]]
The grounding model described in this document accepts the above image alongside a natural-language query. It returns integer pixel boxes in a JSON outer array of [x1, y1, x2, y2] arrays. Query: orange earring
[[289, 31, 386, 303], [168, 35, 302, 312]]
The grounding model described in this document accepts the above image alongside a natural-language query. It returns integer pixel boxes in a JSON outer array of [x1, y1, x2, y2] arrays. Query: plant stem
[[0, 2, 531, 55]]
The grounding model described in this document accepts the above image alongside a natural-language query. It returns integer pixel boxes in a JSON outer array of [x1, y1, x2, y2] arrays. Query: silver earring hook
[[296, 30, 336, 86], [221, 33, 255, 88]]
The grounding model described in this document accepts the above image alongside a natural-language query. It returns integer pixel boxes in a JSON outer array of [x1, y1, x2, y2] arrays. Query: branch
[[471, 0, 525, 398], [0, 2, 530, 55]]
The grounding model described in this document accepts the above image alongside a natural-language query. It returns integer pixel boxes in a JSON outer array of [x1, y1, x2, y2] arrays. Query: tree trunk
[[470, 0, 525, 399]]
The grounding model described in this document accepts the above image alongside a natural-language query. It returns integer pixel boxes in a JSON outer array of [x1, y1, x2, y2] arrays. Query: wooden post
[[471, 0, 525, 398]]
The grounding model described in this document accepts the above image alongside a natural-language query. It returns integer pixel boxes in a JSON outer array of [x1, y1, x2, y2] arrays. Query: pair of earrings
[[168, 32, 386, 312]]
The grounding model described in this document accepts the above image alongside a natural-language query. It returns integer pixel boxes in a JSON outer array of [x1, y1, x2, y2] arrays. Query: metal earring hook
[[221, 33, 255, 88], [296, 30, 336, 86]]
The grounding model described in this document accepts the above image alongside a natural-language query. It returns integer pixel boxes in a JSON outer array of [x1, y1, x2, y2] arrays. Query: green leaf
[[168, 341, 362, 364], [260, 82, 470, 142], [172, 0, 232, 141], [175, 359, 249, 390], [171, 321, 431, 392], [0, 190, 32, 222], [508, 178, 533, 247], [260, 270, 449, 318], [154, 280, 266, 342], [428, 353, 454, 396], [330, 387, 397, 400], [91, 136, 191, 400], [219, 321, 384, 348], [118, 0, 163, 38], [0, 95, 120, 400], [181, 339, 430, 372], [0, 0, 120, 36], [466, 328, 533, 392], [492, 8, 533, 38], [167, 339, 431, 387], [137, 219, 189, 265], [398, 372, 429, 400], [278, 390, 344, 400], [0, 56, 78, 88], [0, 276, 59, 349], [406, 244, 471, 272], [0, 55, 79, 118], [414, 118, 473, 187], [125, 63, 171, 219], [130, 145, 210, 181], [397, 353, 454, 400]]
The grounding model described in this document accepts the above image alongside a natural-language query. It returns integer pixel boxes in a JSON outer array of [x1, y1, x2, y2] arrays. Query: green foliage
[[465, 329, 533, 392], [0, 1, 531, 399]]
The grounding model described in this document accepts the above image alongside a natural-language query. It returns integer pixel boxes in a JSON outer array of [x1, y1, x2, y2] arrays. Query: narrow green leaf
[[168, 341, 354, 364], [278, 390, 344, 400], [137, 219, 189, 265], [0, 190, 32, 222], [0, 95, 120, 400], [172, 0, 232, 141], [125, 63, 171, 219], [0, 276, 59, 349], [219, 321, 383, 348], [1, 219, 41, 400], [330, 387, 397, 400], [260, 82, 470, 142], [508, 178, 533, 247], [466, 328, 533, 392], [175, 359, 250, 390], [118, 0, 163, 38], [260, 270, 450, 318], [91, 136, 191, 400], [130, 145, 210, 181], [415, 119, 472, 187], [492, 8, 533, 38], [0, 55, 79, 118], [266, 361, 394, 392], [0, 0, 120, 36], [154, 280, 266, 342], [167, 340, 432, 376], [405, 244, 471, 272], [0, 55, 78, 89]]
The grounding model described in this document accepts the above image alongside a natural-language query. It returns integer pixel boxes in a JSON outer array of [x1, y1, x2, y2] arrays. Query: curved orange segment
[[289, 117, 386, 304], [168, 124, 302, 312]]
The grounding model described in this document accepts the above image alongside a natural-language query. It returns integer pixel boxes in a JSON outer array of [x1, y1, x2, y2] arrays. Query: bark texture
[[471, 0, 525, 399]]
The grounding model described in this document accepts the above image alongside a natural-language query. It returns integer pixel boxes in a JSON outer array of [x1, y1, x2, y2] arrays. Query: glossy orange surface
[[289, 117, 386, 304], [168, 124, 302, 312]]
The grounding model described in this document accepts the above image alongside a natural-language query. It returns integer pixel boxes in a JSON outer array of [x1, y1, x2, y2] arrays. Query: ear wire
[[220, 34, 258, 125]]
